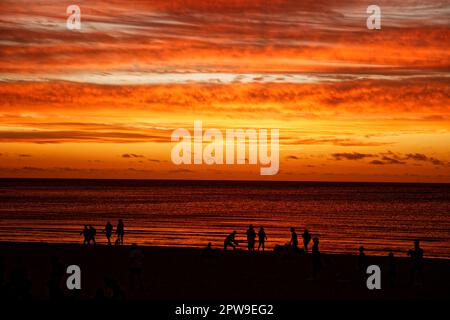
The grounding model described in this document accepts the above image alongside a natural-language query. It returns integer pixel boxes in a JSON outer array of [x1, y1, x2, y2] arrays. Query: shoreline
[[2, 177, 450, 185]]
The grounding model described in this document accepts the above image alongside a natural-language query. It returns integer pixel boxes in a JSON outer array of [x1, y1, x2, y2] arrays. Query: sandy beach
[[0, 242, 449, 301]]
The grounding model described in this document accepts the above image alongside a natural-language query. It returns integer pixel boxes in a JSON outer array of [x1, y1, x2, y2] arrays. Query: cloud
[[332, 152, 374, 160], [21, 166, 45, 171], [0, 0, 448, 76], [127, 167, 154, 173], [367, 151, 447, 166], [377, 156, 406, 165], [122, 153, 145, 158], [1, 79, 449, 124], [405, 153, 445, 166], [168, 168, 194, 173], [286, 155, 300, 160], [0, 130, 169, 144], [18, 154, 32, 157], [293, 138, 392, 147]]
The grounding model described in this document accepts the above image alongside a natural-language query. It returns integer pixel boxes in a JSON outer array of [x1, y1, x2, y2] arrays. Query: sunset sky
[[0, 0, 449, 182]]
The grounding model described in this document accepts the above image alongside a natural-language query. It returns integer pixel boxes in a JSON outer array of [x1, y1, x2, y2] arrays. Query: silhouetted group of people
[[289, 227, 313, 252], [220, 227, 425, 284], [80, 225, 97, 245], [358, 239, 425, 287], [223, 225, 269, 252], [80, 219, 125, 245], [223, 226, 316, 254]]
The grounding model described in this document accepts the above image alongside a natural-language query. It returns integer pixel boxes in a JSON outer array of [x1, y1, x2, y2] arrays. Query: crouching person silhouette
[[224, 231, 239, 251]]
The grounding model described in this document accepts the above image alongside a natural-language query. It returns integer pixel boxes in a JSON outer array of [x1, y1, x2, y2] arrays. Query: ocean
[[0, 179, 449, 258]]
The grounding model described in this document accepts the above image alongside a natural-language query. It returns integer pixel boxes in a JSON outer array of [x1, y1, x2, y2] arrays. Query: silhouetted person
[[290, 227, 298, 251], [89, 225, 97, 245], [203, 242, 214, 258], [388, 252, 397, 288], [302, 229, 312, 252], [358, 246, 367, 274], [224, 231, 238, 251], [246, 224, 256, 252], [80, 225, 89, 245], [311, 237, 321, 279], [258, 227, 267, 251], [129, 243, 143, 291], [116, 219, 124, 245], [408, 239, 424, 286], [104, 221, 113, 245]]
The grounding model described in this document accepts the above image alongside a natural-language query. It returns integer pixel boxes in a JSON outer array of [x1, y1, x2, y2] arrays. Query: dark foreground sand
[[0, 242, 449, 301]]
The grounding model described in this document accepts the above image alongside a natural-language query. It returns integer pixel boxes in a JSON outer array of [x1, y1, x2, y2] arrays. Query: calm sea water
[[0, 179, 449, 258]]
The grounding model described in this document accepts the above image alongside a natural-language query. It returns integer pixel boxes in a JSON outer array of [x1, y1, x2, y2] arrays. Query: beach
[[1, 242, 449, 301]]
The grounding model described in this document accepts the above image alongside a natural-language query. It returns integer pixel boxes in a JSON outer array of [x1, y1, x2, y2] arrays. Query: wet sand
[[0, 242, 449, 301]]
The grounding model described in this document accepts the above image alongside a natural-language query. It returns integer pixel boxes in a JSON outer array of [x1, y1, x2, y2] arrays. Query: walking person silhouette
[[116, 219, 125, 245], [358, 246, 367, 274], [104, 221, 113, 245], [290, 227, 298, 251], [80, 225, 90, 245], [311, 237, 321, 280], [302, 229, 312, 252], [408, 239, 424, 286], [246, 224, 256, 252], [258, 227, 267, 251], [89, 224, 97, 245]]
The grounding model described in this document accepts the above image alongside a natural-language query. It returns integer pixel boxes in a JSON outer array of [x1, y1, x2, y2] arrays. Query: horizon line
[[0, 177, 449, 185]]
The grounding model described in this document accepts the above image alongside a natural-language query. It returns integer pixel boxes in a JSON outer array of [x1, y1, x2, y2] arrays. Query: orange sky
[[0, 0, 449, 182]]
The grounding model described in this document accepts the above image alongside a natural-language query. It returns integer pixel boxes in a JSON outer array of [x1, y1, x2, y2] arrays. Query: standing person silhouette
[[358, 246, 367, 274], [246, 224, 256, 252], [89, 225, 97, 245], [224, 231, 238, 251], [290, 227, 298, 251], [80, 225, 89, 245], [311, 237, 321, 279], [104, 221, 113, 245], [302, 229, 312, 252], [258, 227, 267, 251], [116, 219, 125, 245], [408, 239, 424, 286]]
